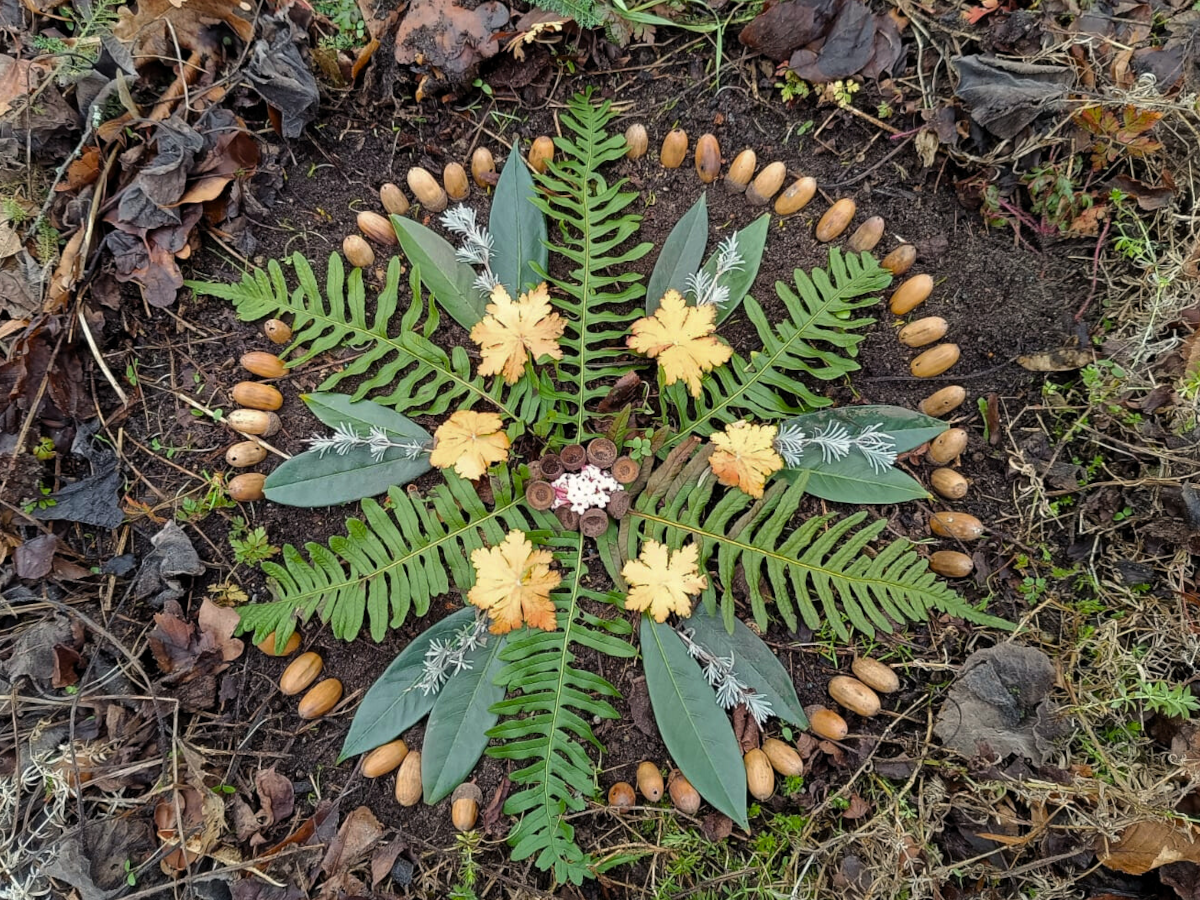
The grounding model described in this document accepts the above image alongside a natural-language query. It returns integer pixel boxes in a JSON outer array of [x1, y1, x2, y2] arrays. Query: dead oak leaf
[[429, 410, 510, 480], [621, 541, 707, 623], [628, 290, 732, 397], [467, 530, 560, 634], [469, 282, 564, 384], [709, 421, 784, 498]]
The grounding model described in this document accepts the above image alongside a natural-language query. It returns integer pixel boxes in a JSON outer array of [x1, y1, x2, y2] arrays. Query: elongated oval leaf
[[391, 215, 485, 330], [685, 606, 808, 728], [646, 193, 708, 313], [339, 607, 478, 760], [712, 213, 770, 324], [784, 457, 930, 504], [640, 617, 747, 828], [421, 633, 508, 803], [491, 144, 547, 295]]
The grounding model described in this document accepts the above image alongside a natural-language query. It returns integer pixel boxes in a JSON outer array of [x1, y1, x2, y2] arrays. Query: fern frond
[[487, 534, 635, 885], [532, 0, 607, 28], [664, 249, 890, 444], [186, 254, 529, 420], [530, 88, 653, 443], [239, 469, 546, 643]]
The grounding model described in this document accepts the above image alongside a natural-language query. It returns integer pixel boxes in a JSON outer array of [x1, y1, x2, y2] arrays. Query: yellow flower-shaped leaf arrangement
[[468, 530, 562, 634]]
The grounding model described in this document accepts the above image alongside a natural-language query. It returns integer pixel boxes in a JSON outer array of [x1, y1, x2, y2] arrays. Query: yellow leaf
[[467, 530, 561, 634], [708, 421, 784, 498], [469, 282, 565, 384], [627, 290, 732, 397], [621, 540, 707, 623], [429, 410, 510, 480]]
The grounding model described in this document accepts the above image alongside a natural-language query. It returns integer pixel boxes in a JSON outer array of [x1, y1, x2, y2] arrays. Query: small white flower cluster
[[441, 205, 501, 294], [415, 613, 491, 695], [551, 464, 621, 514], [307, 421, 429, 463], [676, 626, 775, 727], [774, 420, 897, 474], [687, 233, 744, 308]]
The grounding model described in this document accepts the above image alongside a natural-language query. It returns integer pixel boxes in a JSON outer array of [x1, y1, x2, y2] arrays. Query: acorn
[[809, 706, 849, 741], [343, 234, 375, 269], [881, 244, 917, 276], [762, 738, 804, 777], [890, 274, 934, 315], [695, 133, 721, 183], [660, 129, 688, 168], [529, 136, 555, 174], [363, 739, 409, 778], [624, 123, 648, 159], [451, 783, 482, 831], [611, 456, 640, 485], [407, 167, 447, 213], [228, 472, 266, 501], [394, 751, 422, 806], [930, 550, 974, 578], [280, 652, 323, 695], [380, 183, 410, 216], [744, 749, 774, 800], [227, 409, 281, 437], [911, 344, 960, 378], [775, 177, 817, 216], [637, 762, 663, 801], [851, 658, 900, 694], [608, 781, 636, 810], [232, 382, 283, 411], [930, 511, 983, 540], [928, 428, 967, 465], [898, 316, 947, 348], [931, 468, 969, 500], [298, 678, 342, 719], [357, 210, 398, 245], [847, 216, 884, 252], [816, 198, 856, 241], [746, 161, 785, 206], [257, 630, 300, 657], [587, 437, 618, 468], [241, 351, 287, 379], [226, 440, 267, 468], [725, 148, 756, 192], [828, 675, 881, 717], [470, 147, 495, 188], [919, 385, 967, 417], [444, 162, 469, 201], [263, 319, 292, 344], [668, 770, 701, 814]]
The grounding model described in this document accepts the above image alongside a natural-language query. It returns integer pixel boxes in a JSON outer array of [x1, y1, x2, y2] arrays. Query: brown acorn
[[851, 657, 900, 694], [668, 770, 701, 814], [227, 409, 281, 437], [695, 133, 721, 183], [363, 739, 409, 778], [470, 147, 495, 188], [226, 440, 267, 468], [257, 630, 301, 657], [746, 161, 786, 206], [298, 678, 343, 719], [762, 738, 804, 777], [380, 183, 410, 216], [343, 234, 375, 269], [847, 216, 885, 252], [624, 123, 648, 159], [744, 748, 775, 800], [881, 244, 917, 276], [815, 199, 856, 241], [232, 382, 283, 411], [890, 274, 934, 315], [358, 210, 398, 245], [444, 162, 469, 201], [394, 751, 422, 806], [919, 385, 967, 417], [452, 783, 482, 831], [529, 136, 555, 174], [407, 167, 447, 213], [930, 511, 983, 540], [280, 652, 323, 695], [608, 781, 636, 810], [898, 316, 947, 348], [241, 351, 287, 379], [809, 706, 849, 741], [637, 762, 664, 801], [228, 472, 266, 501], [660, 129, 688, 168], [928, 428, 967, 465], [775, 177, 817, 216], [725, 149, 756, 192], [930, 550, 974, 578], [828, 675, 881, 717], [930, 468, 969, 500], [911, 344, 960, 378], [263, 319, 292, 344]]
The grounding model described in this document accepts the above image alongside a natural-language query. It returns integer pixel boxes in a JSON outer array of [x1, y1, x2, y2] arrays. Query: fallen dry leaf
[[708, 421, 784, 498], [1099, 819, 1200, 875], [256, 767, 295, 827], [429, 410, 511, 480], [468, 530, 561, 634], [628, 290, 732, 397], [470, 282, 565, 384], [1018, 349, 1093, 372], [622, 540, 708, 623]]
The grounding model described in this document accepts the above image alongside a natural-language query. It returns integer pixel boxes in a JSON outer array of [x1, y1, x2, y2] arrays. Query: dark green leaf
[[712, 213, 770, 324], [491, 144, 548, 295], [640, 617, 747, 828], [646, 193, 708, 313], [780, 405, 948, 454], [391, 215, 485, 330]]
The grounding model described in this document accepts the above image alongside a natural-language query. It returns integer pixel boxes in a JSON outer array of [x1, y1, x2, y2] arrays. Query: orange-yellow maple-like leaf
[[467, 530, 561, 634], [429, 410, 510, 480], [708, 421, 784, 498], [469, 283, 565, 384], [627, 290, 732, 397], [621, 540, 707, 623]]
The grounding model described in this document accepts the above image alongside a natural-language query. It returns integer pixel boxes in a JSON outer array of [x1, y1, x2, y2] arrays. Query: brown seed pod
[[746, 161, 786, 206], [637, 762, 664, 801], [930, 511, 983, 540], [394, 750, 422, 806], [525, 480, 556, 511], [668, 770, 701, 814], [343, 234, 375, 269], [226, 440, 267, 468], [227, 409, 281, 437], [828, 675, 881, 717], [257, 630, 301, 657], [809, 706, 849, 741], [847, 216, 885, 252], [919, 385, 967, 417], [470, 147, 496, 188], [774, 177, 817, 216], [611, 455, 640, 484], [232, 382, 283, 411], [451, 783, 482, 831], [298, 678, 343, 719], [911, 344, 960, 378], [228, 472, 266, 502], [762, 738, 804, 777], [930, 549, 974, 578], [889, 274, 933, 315], [881, 244, 917, 276], [606, 489, 631, 520], [815, 198, 856, 241], [560, 443, 587, 472], [263, 318, 292, 344], [443, 162, 469, 201], [380, 183, 410, 216], [695, 133, 721, 183], [725, 148, 756, 192], [660, 129, 688, 168], [407, 167, 447, 213], [928, 428, 968, 465], [358, 210, 399, 245], [624, 123, 648, 159], [555, 506, 580, 531], [931, 467, 969, 500], [538, 453, 564, 480], [241, 351, 287, 379], [898, 316, 947, 348], [363, 739, 409, 777], [280, 651, 323, 695], [579, 508, 610, 538], [744, 748, 775, 800], [529, 136, 554, 174], [851, 657, 900, 694], [608, 781, 636, 810], [587, 437, 618, 468]]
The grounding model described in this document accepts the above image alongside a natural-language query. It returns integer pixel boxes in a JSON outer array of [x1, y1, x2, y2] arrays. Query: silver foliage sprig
[[307, 422, 430, 463], [441, 205, 500, 295], [774, 420, 898, 473], [687, 233, 744, 308], [415, 612, 491, 695], [675, 625, 774, 727]]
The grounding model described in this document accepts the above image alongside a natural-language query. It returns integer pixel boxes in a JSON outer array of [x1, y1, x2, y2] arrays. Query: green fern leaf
[[533, 0, 608, 29]]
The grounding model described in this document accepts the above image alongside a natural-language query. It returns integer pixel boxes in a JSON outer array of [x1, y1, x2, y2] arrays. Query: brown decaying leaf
[[256, 768, 295, 827], [319, 806, 384, 880], [1099, 819, 1200, 875], [841, 793, 871, 820], [394, 0, 510, 78], [370, 837, 408, 888], [701, 812, 733, 841], [1018, 349, 1092, 372]]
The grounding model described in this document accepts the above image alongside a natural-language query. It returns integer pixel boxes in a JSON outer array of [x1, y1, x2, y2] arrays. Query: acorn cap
[[560, 444, 587, 472], [586, 437, 618, 468], [611, 456, 640, 484], [555, 506, 580, 531], [606, 489, 631, 520], [579, 508, 610, 537], [525, 480, 556, 511], [538, 452, 564, 479]]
